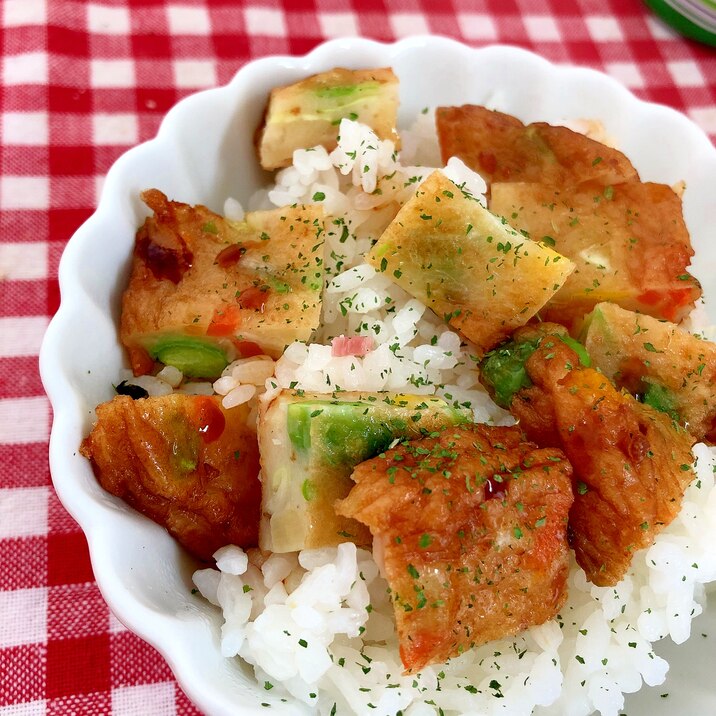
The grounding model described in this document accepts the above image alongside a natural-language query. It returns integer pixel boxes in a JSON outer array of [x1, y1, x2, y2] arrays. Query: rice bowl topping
[[161, 117, 716, 715]]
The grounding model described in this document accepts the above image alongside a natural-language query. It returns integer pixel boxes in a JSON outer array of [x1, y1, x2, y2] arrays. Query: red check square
[[47, 531, 94, 586], [46, 634, 111, 698]]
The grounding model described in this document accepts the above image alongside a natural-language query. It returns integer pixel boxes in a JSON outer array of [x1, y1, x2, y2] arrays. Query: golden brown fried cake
[[436, 106, 700, 327], [436, 105, 638, 189], [80, 394, 261, 561], [256, 67, 400, 170], [491, 181, 701, 326], [336, 424, 573, 673], [120, 189, 324, 377], [513, 339, 696, 586], [366, 171, 574, 355], [584, 302, 716, 443]]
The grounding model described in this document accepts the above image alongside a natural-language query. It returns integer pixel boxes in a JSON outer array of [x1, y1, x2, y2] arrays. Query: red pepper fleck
[[483, 475, 506, 501], [478, 151, 497, 175], [194, 397, 225, 443], [233, 340, 264, 358], [128, 345, 155, 376], [237, 285, 269, 312], [215, 244, 246, 268], [636, 290, 662, 307], [207, 305, 242, 337], [135, 224, 193, 284]]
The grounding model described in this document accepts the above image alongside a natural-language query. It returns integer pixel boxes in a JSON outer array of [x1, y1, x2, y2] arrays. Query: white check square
[[585, 16, 624, 42], [606, 62, 645, 89], [0, 587, 47, 648], [524, 15, 561, 42], [0, 243, 48, 281], [457, 13, 498, 40], [167, 5, 211, 34], [667, 60, 705, 87], [318, 12, 358, 38], [0, 397, 50, 444], [0, 176, 49, 210], [0, 487, 49, 539], [2, 112, 48, 146], [4, 0, 47, 27], [112, 683, 175, 715], [173, 60, 216, 89], [390, 13, 430, 38], [0, 316, 49, 355], [688, 107, 716, 135], [244, 7, 286, 37], [0, 701, 48, 716], [646, 14, 678, 40], [93, 114, 139, 145], [87, 4, 131, 34], [90, 59, 135, 89], [3, 53, 48, 85]]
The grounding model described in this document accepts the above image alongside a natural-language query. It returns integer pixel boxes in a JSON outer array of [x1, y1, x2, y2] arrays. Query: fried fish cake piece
[[513, 338, 695, 586], [436, 105, 638, 189], [120, 189, 324, 377], [366, 171, 574, 355], [256, 67, 400, 170], [491, 181, 701, 326], [584, 302, 716, 442], [80, 394, 261, 561], [336, 424, 573, 673]]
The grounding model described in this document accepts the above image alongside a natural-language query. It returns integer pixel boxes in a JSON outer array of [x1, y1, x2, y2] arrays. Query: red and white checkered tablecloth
[[1, 0, 714, 713]]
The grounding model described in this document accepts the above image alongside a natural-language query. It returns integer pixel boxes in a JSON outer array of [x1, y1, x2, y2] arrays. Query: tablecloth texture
[[1, 0, 715, 713]]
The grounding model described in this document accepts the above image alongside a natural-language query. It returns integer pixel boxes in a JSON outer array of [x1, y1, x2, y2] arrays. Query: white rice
[[194, 450, 716, 716], [223, 196, 245, 222], [124, 114, 715, 714]]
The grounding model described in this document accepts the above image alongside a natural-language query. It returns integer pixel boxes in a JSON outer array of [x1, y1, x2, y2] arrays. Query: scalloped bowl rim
[[40, 36, 716, 715]]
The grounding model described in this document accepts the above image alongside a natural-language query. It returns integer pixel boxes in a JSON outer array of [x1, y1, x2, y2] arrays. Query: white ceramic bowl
[[40, 37, 716, 715]]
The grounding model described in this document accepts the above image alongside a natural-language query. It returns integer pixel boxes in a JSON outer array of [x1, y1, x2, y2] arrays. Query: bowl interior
[[41, 37, 716, 715]]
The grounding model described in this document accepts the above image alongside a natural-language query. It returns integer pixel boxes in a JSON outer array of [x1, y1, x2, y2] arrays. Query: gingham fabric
[[1, 0, 714, 713]]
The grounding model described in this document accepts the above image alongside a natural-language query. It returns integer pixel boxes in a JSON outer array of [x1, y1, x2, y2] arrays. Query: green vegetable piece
[[176, 454, 199, 473], [479, 339, 540, 408], [314, 81, 379, 101], [287, 400, 466, 466], [149, 335, 228, 378], [641, 382, 680, 421], [288, 404, 312, 452], [301, 479, 316, 501], [481, 330, 592, 408], [525, 125, 556, 159], [557, 335, 591, 367], [577, 304, 605, 343]]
